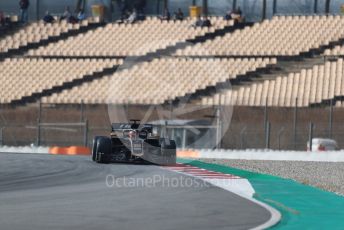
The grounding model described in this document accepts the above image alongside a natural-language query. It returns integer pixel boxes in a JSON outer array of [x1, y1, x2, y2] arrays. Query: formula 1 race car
[[92, 120, 176, 165]]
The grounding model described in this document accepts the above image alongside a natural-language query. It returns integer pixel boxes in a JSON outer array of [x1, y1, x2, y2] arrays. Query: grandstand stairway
[[8, 21, 254, 106], [8, 17, 344, 107], [189, 28, 344, 104], [10, 62, 120, 106], [252, 57, 326, 82], [238, 33, 344, 87], [141, 22, 253, 61], [182, 57, 336, 106], [301, 37, 344, 58], [0, 22, 104, 60], [172, 61, 278, 105]]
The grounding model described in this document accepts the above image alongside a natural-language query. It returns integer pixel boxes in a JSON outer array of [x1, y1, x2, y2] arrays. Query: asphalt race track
[[0, 153, 271, 230]]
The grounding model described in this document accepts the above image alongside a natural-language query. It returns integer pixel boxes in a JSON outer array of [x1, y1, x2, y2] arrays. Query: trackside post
[[293, 98, 298, 150], [329, 99, 333, 139], [0, 127, 3, 145], [308, 122, 314, 151], [84, 119, 88, 147], [265, 122, 271, 149]]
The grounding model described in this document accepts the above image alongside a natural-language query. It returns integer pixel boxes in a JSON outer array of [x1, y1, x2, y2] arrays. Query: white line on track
[[162, 163, 281, 230]]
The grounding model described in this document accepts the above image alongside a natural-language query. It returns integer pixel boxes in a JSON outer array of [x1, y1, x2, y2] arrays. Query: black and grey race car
[[92, 120, 176, 165]]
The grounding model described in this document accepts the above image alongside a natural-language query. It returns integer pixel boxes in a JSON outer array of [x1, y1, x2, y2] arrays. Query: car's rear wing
[[111, 123, 154, 133]]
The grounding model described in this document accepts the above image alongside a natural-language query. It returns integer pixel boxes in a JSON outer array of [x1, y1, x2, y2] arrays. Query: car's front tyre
[[92, 136, 104, 161]]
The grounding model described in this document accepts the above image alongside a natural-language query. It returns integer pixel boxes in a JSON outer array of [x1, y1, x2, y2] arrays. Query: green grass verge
[[178, 159, 344, 229]]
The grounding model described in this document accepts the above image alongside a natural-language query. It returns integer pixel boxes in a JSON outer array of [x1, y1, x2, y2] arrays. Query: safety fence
[[1, 102, 344, 150]]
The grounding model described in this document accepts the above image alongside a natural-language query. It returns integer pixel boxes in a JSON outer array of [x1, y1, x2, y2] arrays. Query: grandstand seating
[[2, 15, 344, 108], [29, 17, 233, 57], [0, 58, 122, 103], [41, 57, 276, 104], [0, 20, 89, 54], [325, 45, 344, 56], [176, 15, 344, 57], [201, 59, 344, 107]]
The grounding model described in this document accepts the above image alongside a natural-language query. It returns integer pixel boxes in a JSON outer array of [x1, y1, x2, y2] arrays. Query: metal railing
[[37, 121, 89, 147], [0, 101, 344, 150]]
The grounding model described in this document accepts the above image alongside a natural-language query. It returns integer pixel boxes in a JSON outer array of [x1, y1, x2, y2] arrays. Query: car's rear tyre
[[95, 137, 112, 164]]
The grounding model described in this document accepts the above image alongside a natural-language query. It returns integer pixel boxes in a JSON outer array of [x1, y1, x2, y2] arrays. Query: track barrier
[[48, 146, 91, 155], [176, 149, 200, 158]]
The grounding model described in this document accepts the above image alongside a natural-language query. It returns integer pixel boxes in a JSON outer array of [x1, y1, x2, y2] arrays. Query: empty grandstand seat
[[0, 20, 90, 56], [0, 58, 122, 104], [28, 17, 234, 57], [41, 57, 275, 105], [176, 15, 344, 57], [202, 59, 344, 107]]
